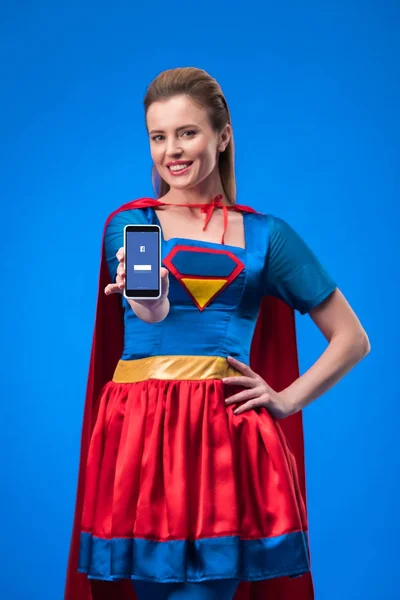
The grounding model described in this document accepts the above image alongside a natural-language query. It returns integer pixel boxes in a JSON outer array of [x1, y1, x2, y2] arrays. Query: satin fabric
[[78, 356, 310, 582], [112, 355, 243, 382]]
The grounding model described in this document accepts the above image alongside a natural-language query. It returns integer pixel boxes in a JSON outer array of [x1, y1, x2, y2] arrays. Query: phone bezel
[[123, 224, 161, 299]]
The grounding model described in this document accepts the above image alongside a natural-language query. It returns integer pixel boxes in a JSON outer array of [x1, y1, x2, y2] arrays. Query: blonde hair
[[143, 67, 236, 205]]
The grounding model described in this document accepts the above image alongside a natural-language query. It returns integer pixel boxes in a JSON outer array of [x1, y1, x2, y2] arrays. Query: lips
[[167, 161, 194, 176]]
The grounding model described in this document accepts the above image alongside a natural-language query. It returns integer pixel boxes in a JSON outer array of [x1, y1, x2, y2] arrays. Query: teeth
[[169, 163, 191, 171]]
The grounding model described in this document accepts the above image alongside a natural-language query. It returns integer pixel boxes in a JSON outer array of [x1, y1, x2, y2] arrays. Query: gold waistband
[[112, 355, 243, 383]]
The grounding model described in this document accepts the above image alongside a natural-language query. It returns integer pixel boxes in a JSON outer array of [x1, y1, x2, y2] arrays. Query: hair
[[143, 67, 236, 205]]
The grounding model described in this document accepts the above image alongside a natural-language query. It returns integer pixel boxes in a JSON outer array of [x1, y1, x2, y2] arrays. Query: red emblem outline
[[163, 245, 245, 311]]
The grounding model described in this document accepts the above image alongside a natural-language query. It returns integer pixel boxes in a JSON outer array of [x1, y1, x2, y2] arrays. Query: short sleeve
[[264, 214, 337, 314], [104, 208, 148, 281]]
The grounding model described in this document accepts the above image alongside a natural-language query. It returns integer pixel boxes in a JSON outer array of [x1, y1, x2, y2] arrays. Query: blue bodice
[[104, 205, 337, 364]]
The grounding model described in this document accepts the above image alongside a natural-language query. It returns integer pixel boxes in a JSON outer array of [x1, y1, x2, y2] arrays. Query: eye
[[151, 135, 164, 142], [181, 130, 196, 137]]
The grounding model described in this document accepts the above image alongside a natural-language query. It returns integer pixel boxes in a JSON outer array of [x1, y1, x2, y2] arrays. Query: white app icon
[[140, 245, 145, 252]]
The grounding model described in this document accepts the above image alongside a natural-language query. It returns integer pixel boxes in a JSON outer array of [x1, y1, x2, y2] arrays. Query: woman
[[65, 67, 370, 600]]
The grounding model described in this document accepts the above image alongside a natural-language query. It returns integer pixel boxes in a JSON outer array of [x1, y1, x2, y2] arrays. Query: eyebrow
[[149, 124, 199, 134]]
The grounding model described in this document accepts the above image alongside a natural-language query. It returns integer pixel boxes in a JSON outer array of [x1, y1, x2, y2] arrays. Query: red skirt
[[78, 356, 310, 583]]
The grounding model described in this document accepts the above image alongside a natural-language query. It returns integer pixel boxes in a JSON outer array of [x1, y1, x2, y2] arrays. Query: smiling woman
[[147, 94, 231, 199], [65, 67, 370, 600], [144, 68, 234, 205]]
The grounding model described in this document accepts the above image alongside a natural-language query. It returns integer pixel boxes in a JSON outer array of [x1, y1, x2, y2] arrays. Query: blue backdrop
[[1, 1, 397, 598]]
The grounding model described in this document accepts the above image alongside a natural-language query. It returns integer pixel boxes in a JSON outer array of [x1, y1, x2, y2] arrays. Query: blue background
[[1, 1, 397, 598], [126, 230, 159, 291]]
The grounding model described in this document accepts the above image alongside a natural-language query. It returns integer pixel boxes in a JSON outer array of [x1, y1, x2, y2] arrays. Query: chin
[[165, 174, 197, 189], [168, 180, 195, 190]]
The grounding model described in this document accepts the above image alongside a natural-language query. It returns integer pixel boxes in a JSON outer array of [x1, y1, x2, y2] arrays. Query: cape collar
[[153, 194, 253, 245]]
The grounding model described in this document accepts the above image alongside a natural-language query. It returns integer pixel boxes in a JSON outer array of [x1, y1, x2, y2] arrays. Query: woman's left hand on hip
[[222, 356, 297, 420]]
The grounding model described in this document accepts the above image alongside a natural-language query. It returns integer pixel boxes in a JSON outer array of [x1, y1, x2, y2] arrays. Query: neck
[[163, 191, 226, 206], [161, 169, 229, 206]]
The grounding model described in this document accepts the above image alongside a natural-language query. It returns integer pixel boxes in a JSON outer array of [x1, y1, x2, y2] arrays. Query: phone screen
[[124, 225, 161, 298]]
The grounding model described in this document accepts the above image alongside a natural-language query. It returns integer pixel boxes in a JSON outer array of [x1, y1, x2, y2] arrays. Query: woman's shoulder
[[105, 198, 157, 230], [247, 209, 289, 234], [247, 211, 309, 255]]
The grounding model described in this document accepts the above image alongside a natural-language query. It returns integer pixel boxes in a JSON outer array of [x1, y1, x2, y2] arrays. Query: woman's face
[[146, 94, 230, 191]]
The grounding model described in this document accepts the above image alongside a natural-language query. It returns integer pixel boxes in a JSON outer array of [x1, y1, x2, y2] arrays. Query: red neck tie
[[156, 194, 237, 244]]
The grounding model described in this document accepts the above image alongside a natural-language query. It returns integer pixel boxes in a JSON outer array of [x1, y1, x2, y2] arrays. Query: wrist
[[148, 296, 170, 323], [128, 296, 170, 323], [280, 386, 302, 416]]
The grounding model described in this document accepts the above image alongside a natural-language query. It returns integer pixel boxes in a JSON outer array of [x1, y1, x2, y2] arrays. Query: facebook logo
[[140, 245, 145, 252]]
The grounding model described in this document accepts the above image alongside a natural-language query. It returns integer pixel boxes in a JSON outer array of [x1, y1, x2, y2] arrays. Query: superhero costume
[[64, 195, 337, 600]]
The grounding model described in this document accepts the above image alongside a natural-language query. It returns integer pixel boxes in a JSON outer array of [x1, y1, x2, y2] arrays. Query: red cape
[[64, 198, 314, 600]]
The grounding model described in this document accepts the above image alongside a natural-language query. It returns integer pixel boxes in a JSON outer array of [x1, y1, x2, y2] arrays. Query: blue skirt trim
[[78, 531, 310, 582]]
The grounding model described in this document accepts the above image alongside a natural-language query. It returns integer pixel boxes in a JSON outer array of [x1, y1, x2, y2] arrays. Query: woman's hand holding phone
[[104, 247, 170, 323]]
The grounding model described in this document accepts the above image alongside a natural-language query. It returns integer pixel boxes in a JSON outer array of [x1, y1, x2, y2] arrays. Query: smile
[[167, 162, 193, 175]]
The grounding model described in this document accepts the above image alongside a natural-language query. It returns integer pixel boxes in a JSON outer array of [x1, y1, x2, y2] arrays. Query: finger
[[117, 262, 125, 277], [115, 272, 125, 287], [226, 356, 256, 377], [222, 376, 257, 388], [105, 283, 123, 295], [105, 272, 125, 295], [233, 398, 265, 415], [116, 247, 125, 262], [160, 268, 169, 296], [225, 389, 258, 405]]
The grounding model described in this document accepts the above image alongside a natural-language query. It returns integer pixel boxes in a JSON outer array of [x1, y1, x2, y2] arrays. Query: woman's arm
[[281, 288, 371, 412], [104, 209, 170, 323], [224, 216, 370, 418]]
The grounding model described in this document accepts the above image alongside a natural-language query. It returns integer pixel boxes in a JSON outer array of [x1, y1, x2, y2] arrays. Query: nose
[[165, 136, 183, 158]]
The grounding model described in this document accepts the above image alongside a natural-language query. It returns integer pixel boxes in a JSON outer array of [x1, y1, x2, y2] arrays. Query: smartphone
[[123, 224, 161, 299]]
